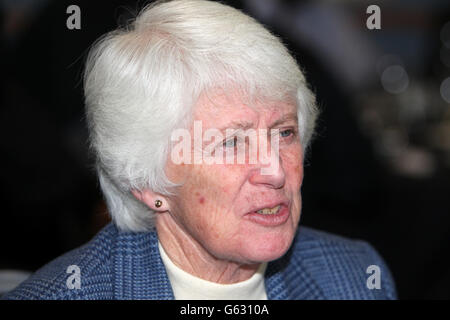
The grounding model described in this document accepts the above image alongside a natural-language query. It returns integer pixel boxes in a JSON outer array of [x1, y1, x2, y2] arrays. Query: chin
[[241, 229, 295, 263]]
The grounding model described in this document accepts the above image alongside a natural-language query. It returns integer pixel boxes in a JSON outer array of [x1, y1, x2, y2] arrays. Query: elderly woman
[[4, 0, 396, 300]]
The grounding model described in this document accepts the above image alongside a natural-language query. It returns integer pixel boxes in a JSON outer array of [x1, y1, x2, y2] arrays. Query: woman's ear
[[131, 189, 169, 212]]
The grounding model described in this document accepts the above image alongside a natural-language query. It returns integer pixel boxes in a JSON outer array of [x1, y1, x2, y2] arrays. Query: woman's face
[[163, 91, 304, 265]]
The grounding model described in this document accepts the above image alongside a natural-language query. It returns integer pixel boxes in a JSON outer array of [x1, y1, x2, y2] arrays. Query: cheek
[[283, 148, 304, 184], [195, 164, 245, 198], [187, 167, 248, 239], [177, 168, 235, 225], [195, 192, 205, 205], [294, 163, 304, 185]]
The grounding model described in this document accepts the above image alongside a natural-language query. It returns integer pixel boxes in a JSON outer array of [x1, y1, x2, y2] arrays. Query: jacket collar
[[111, 225, 324, 300], [264, 240, 325, 300], [112, 227, 174, 299]]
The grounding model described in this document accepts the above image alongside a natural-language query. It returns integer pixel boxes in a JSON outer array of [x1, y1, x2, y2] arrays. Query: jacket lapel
[[265, 248, 325, 300], [112, 228, 174, 299]]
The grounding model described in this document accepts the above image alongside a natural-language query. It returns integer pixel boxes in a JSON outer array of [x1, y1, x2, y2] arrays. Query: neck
[[155, 213, 260, 284]]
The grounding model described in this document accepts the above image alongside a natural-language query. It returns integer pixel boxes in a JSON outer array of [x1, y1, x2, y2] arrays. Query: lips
[[244, 201, 290, 227], [246, 201, 289, 215], [257, 205, 281, 215]]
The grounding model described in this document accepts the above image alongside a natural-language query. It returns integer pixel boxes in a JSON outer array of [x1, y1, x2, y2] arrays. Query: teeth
[[257, 205, 281, 215]]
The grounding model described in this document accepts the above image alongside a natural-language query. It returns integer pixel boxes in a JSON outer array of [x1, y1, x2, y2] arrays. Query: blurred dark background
[[1, 0, 449, 299]]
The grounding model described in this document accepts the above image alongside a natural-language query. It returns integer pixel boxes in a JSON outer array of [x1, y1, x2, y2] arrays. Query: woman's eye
[[280, 129, 293, 138], [223, 136, 237, 148]]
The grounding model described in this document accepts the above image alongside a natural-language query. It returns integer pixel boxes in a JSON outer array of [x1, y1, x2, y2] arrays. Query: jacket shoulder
[[2, 224, 118, 300], [288, 226, 397, 299]]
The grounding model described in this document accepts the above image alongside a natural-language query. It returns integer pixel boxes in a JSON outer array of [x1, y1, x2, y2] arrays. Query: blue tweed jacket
[[3, 223, 396, 299]]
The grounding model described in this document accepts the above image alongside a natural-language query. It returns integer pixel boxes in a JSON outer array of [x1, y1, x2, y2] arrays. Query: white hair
[[84, 0, 318, 232]]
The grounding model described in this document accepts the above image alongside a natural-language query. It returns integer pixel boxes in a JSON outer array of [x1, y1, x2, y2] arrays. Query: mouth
[[244, 201, 290, 226], [255, 205, 282, 215]]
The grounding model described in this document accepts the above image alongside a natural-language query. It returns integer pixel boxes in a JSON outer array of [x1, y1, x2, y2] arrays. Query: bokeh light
[[381, 65, 409, 94], [440, 77, 450, 103], [440, 21, 450, 49]]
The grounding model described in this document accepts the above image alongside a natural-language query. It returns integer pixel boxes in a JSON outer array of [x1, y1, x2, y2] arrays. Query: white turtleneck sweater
[[158, 242, 268, 300]]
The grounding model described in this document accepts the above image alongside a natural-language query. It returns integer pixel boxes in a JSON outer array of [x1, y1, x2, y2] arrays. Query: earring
[[155, 199, 162, 208]]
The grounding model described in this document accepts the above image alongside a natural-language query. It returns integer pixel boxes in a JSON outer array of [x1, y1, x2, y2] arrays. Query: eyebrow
[[218, 120, 254, 132], [269, 112, 298, 128], [218, 112, 298, 132]]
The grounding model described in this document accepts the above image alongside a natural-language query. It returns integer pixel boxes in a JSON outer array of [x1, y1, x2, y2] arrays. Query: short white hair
[[84, 0, 318, 232]]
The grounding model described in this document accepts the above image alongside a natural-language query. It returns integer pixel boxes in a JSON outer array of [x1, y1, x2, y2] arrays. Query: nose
[[248, 143, 285, 189]]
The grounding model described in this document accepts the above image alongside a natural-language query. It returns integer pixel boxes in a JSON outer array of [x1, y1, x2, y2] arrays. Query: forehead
[[193, 90, 297, 125]]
